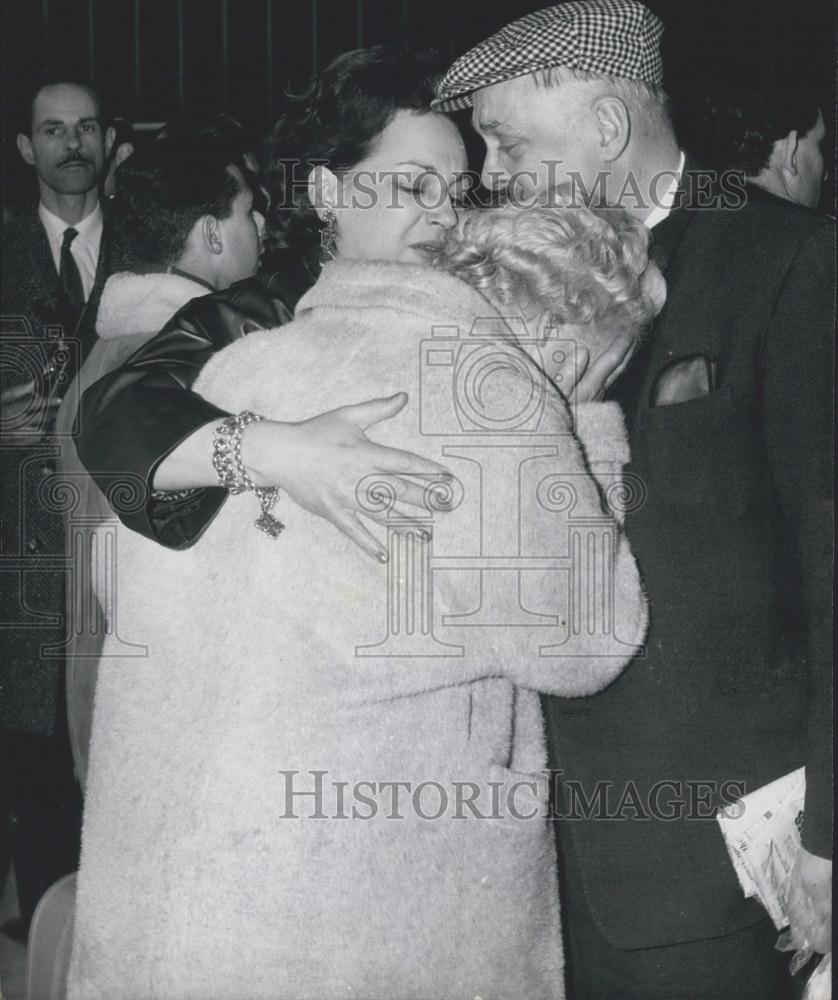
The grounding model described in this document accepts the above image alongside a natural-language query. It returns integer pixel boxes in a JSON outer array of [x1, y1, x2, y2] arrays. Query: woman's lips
[[410, 242, 444, 257]]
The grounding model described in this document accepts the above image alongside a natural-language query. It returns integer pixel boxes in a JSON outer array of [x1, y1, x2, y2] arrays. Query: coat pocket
[[635, 386, 751, 515]]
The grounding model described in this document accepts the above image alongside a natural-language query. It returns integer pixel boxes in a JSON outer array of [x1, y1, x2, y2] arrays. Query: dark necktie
[[60, 227, 85, 310]]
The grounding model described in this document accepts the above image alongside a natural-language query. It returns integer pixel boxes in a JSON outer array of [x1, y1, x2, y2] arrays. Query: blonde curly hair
[[437, 201, 665, 359]]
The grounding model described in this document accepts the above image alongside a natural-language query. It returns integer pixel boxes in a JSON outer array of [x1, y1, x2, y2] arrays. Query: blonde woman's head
[[437, 199, 665, 377]]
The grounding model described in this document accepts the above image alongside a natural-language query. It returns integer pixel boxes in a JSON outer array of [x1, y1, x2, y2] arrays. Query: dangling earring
[[320, 207, 338, 259]]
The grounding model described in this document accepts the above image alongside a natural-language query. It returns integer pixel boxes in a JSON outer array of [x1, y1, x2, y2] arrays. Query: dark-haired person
[[55, 130, 266, 789], [0, 80, 124, 939], [154, 113, 259, 171], [68, 46, 657, 999], [677, 84, 827, 209], [75, 50, 455, 562]]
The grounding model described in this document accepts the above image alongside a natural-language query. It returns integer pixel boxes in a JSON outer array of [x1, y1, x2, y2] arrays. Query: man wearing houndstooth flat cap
[[434, 0, 678, 213], [436, 3, 833, 998], [434, 0, 664, 111]]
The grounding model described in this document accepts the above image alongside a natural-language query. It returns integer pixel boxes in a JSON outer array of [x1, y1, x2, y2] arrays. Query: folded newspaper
[[717, 766, 806, 930]]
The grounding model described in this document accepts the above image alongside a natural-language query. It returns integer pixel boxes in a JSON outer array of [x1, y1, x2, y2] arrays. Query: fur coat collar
[[95, 270, 210, 340]]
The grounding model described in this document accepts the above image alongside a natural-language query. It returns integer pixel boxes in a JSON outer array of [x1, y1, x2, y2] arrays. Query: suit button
[[26, 537, 43, 554]]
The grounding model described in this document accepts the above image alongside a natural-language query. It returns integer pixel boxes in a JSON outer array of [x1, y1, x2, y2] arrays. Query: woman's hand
[[242, 393, 449, 561], [153, 393, 448, 561]]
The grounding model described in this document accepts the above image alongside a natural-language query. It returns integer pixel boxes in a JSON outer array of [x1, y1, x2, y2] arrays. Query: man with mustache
[[1, 81, 122, 942], [8, 81, 117, 348]]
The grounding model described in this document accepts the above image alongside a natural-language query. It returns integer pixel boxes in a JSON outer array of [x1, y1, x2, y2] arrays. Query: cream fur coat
[[70, 261, 648, 1000], [56, 271, 213, 791]]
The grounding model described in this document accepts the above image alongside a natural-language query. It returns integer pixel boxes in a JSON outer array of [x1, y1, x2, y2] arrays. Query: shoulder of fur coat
[[95, 270, 209, 340]]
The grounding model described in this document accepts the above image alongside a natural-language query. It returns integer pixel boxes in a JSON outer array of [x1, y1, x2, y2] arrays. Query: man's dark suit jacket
[[544, 178, 834, 949], [0, 203, 118, 736]]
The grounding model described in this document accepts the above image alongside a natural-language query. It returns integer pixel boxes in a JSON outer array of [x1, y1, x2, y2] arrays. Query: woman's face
[[330, 110, 467, 265]]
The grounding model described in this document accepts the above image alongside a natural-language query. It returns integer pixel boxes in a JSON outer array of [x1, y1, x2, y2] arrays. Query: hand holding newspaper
[[717, 768, 831, 999]]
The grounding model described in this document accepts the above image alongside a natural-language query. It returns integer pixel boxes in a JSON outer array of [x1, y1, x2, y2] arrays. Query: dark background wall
[[2, 0, 834, 205]]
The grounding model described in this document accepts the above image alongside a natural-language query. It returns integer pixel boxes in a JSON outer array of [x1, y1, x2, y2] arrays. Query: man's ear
[[201, 215, 224, 256], [775, 131, 802, 198], [779, 131, 801, 177], [308, 165, 340, 220], [113, 142, 134, 171], [593, 96, 630, 161], [103, 125, 116, 160], [16, 132, 35, 167]]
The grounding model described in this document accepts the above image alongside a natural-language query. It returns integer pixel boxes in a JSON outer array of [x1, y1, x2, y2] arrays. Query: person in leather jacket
[[76, 249, 313, 549]]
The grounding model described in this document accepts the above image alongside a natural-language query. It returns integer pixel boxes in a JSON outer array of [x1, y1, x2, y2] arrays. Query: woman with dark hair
[[69, 47, 659, 1000], [76, 49, 456, 561], [263, 45, 452, 266]]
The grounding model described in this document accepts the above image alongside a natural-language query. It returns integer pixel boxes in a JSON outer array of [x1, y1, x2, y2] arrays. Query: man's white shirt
[[644, 151, 685, 230], [38, 200, 104, 302]]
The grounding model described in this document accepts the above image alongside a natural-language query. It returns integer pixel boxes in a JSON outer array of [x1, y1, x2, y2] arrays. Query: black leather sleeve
[[76, 271, 301, 549]]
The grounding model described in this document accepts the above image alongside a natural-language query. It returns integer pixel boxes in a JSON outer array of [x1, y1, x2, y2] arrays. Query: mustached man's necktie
[[59, 226, 85, 311]]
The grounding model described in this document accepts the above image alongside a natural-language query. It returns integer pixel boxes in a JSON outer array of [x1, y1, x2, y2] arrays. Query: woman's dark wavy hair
[[265, 46, 446, 267]]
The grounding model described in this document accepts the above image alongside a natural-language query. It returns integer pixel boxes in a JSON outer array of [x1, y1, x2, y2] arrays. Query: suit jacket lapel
[[648, 155, 704, 272], [648, 203, 692, 273], [21, 210, 63, 319], [610, 159, 703, 426], [18, 207, 90, 346], [91, 211, 113, 300], [72, 215, 112, 354]]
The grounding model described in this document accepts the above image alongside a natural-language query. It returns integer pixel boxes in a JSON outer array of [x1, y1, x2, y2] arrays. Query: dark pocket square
[[650, 354, 717, 406]]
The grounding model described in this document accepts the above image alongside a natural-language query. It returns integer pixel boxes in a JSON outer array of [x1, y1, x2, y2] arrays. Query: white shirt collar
[[644, 151, 686, 230], [38, 200, 104, 299], [38, 199, 102, 243]]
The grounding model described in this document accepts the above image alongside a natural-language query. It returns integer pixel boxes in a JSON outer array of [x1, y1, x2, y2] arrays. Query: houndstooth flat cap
[[432, 0, 664, 112]]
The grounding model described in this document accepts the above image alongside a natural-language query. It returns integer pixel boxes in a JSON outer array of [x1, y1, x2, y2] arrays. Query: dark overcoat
[[544, 178, 834, 948]]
